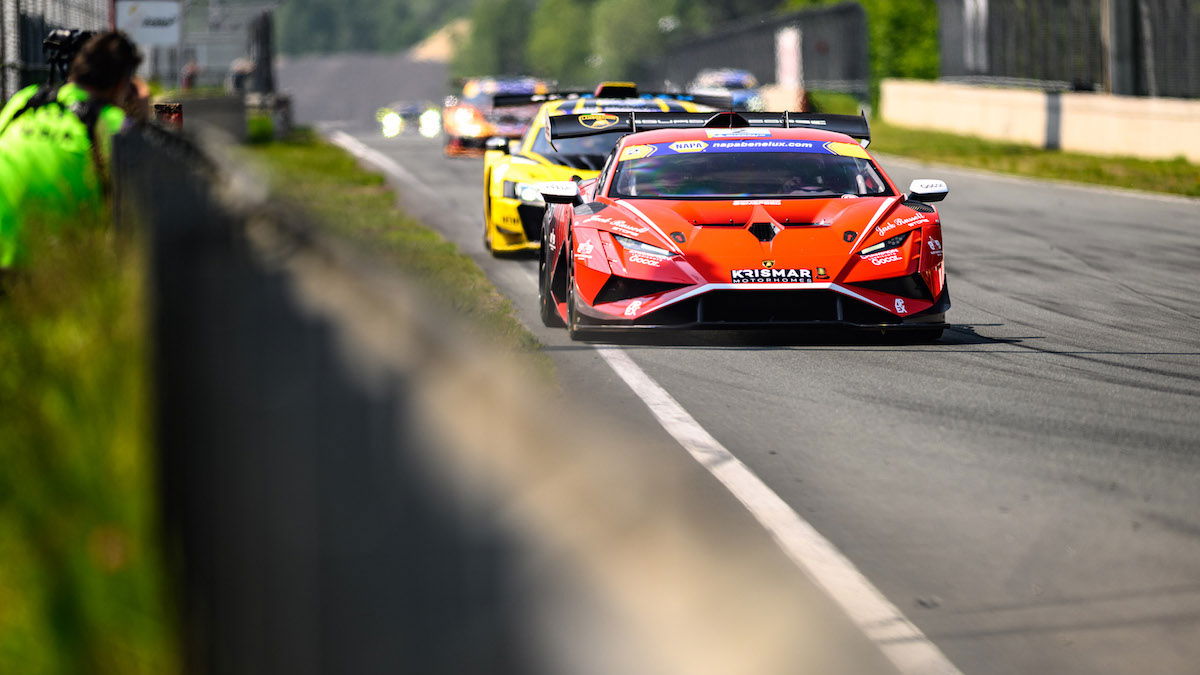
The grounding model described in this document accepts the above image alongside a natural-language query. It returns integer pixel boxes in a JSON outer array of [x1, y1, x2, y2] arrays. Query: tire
[[481, 184, 497, 254], [539, 237, 564, 327]]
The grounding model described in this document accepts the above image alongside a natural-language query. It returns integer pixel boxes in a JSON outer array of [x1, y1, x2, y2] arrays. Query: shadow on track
[[542, 323, 1025, 350]]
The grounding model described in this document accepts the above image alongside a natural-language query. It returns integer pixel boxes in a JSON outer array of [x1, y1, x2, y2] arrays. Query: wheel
[[539, 238, 564, 327]]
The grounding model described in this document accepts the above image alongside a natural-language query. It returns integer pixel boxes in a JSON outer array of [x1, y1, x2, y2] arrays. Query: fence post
[[1103, 0, 1139, 95]]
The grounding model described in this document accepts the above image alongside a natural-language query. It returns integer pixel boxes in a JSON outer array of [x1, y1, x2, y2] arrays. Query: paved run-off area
[[280, 56, 1200, 675]]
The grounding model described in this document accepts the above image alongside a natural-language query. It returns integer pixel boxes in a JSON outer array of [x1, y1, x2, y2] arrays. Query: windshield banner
[[618, 140, 869, 161]]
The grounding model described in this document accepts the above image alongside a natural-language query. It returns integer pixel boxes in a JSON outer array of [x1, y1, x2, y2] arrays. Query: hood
[[584, 196, 916, 284]]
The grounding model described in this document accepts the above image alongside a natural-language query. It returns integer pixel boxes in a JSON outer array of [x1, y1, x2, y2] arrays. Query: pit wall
[[880, 79, 1200, 163]]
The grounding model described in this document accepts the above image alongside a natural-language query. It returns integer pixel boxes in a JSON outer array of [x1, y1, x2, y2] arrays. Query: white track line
[[595, 348, 961, 675], [327, 131, 963, 675]]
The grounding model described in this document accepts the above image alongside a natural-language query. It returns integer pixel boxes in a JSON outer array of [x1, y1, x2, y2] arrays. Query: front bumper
[[574, 285, 950, 330]]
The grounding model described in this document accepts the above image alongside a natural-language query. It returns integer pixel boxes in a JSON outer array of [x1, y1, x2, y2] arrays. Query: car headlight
[[613, 234, 672, 258], [859, 231, 911, 257], [504, 181, 546, 205]]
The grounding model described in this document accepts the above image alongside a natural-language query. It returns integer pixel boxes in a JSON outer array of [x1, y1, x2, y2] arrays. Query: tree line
[[277, 0, 939, 92]]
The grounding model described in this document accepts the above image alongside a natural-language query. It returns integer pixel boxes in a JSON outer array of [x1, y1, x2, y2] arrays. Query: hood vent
[[748, 222, 779, 242]]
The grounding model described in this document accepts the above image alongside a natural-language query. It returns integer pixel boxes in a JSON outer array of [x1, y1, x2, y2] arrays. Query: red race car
[[536, 111, 950, 341]]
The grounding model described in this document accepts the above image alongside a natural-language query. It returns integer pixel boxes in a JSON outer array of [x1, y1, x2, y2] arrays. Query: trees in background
[[785, 0, 939, 82], [275, 0, 939, 93], [278, 0, 473, 54]]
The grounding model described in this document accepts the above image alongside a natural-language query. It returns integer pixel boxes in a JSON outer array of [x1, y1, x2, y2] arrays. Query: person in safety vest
[[0, 31, 144, 269]]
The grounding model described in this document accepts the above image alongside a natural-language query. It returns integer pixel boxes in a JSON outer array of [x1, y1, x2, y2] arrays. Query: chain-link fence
[[1, 0, 109, 100], [654, 2, 870, 98], [938, 0, 1199, 98]]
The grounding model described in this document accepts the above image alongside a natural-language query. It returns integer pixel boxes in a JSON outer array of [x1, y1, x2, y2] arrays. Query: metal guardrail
[[111, 125, 901, 675]]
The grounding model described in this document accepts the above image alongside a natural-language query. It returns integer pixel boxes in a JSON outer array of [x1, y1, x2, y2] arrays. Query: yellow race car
[[481, 83, 727, 255]]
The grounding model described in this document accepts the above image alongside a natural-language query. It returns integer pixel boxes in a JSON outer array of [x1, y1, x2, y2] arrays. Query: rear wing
[[546, 111, 870, 145], [492, 91, 734, 110]]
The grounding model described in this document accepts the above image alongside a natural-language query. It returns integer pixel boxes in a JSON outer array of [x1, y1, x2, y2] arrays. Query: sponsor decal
[[733, 199, 782, 206], [912, 180, 947, 193], [843, 230, 857, 242], [627, 252, 662, 267], [816, 267, 829, 279], [620, 139, 860, 159], [894, 298, 908, 314], [762, 260, 775, 268], [928, 237, 943, 255], [864, 251, 902, 266], [731, 268, 813, 283], [669, 140, 708, 153], [706, 128, 771, 138], [825, 141, 870, 158], [876, 214, 928, 236], [610, 220, 650, 237], [670, 231, 686, 244], [579, 113, 619, 129], [619, 144, 656, 161], [624, 300, 643, 317], [574, 240, 594, 261], [548, 230, 556, 249], [583, 215, 613, 225]]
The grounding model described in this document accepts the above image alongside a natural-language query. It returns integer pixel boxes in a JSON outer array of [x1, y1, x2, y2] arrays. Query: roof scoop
[[704, 112, 750, 128]]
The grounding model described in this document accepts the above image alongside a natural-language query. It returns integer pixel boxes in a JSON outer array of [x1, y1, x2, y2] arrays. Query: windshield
[[531, 129, 627, 157], [610, 149, 892, 199]]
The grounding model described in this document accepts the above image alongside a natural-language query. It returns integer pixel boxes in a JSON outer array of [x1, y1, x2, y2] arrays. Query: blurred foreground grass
[[809, 90, 1200, 197], [0, 228, 176, 674], [246, 129, 550, 372]]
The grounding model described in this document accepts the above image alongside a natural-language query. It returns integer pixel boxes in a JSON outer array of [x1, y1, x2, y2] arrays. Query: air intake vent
[[852, 273, 933, 301], [594, 276, 688, 305], [902, 199, 936, 213], [747, 222, 778, 242]]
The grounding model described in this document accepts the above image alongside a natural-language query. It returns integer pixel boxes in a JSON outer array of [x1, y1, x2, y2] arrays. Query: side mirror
[[485, 136, 510, 153], [907, 179, 949, 203], [539, 181, 582, 205]]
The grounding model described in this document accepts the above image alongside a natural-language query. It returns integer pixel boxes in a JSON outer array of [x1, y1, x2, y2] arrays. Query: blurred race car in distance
[[536, 111, 951, 341], [376, 101, 440, 138], [480, 82, 730, 255], [442, 76, 551, 156], [688, 68, 764, 111]]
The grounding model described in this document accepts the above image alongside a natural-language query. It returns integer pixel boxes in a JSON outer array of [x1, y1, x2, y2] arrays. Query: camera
[[43, 29, 95, 83]]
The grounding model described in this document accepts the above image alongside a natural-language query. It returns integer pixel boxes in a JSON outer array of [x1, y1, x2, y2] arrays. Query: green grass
[[869, 121, 1200, 196], [245, 129, 550, 371], [806, 90, 1200, 197], [0, 227, 177, 674]]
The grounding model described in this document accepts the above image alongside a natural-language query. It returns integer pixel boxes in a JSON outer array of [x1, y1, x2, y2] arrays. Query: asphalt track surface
[[279, 57, 1200, 675]]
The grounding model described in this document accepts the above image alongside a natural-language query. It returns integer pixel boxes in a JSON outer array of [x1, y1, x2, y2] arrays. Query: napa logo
[[669, 140, 708, 153]]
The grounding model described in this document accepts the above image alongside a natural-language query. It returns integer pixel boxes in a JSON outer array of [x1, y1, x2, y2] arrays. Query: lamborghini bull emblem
[[762, 260, 775, 268], [579, 113, 619, 129]]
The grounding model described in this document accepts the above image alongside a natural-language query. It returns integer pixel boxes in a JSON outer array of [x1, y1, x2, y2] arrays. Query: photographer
[[0, 31, 146, 270]]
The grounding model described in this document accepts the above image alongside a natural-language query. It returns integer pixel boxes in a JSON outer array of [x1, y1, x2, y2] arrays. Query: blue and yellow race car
[[480, 83, 729, 255]]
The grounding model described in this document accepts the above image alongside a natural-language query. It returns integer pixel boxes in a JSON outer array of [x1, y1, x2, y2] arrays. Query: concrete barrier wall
[[880, 79, 1200, 162]]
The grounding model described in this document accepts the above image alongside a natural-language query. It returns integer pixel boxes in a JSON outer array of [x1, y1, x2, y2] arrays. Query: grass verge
[[244, 129, 551, 373], [807, 90, 1200, 197], [0, 227, 176, 674]]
